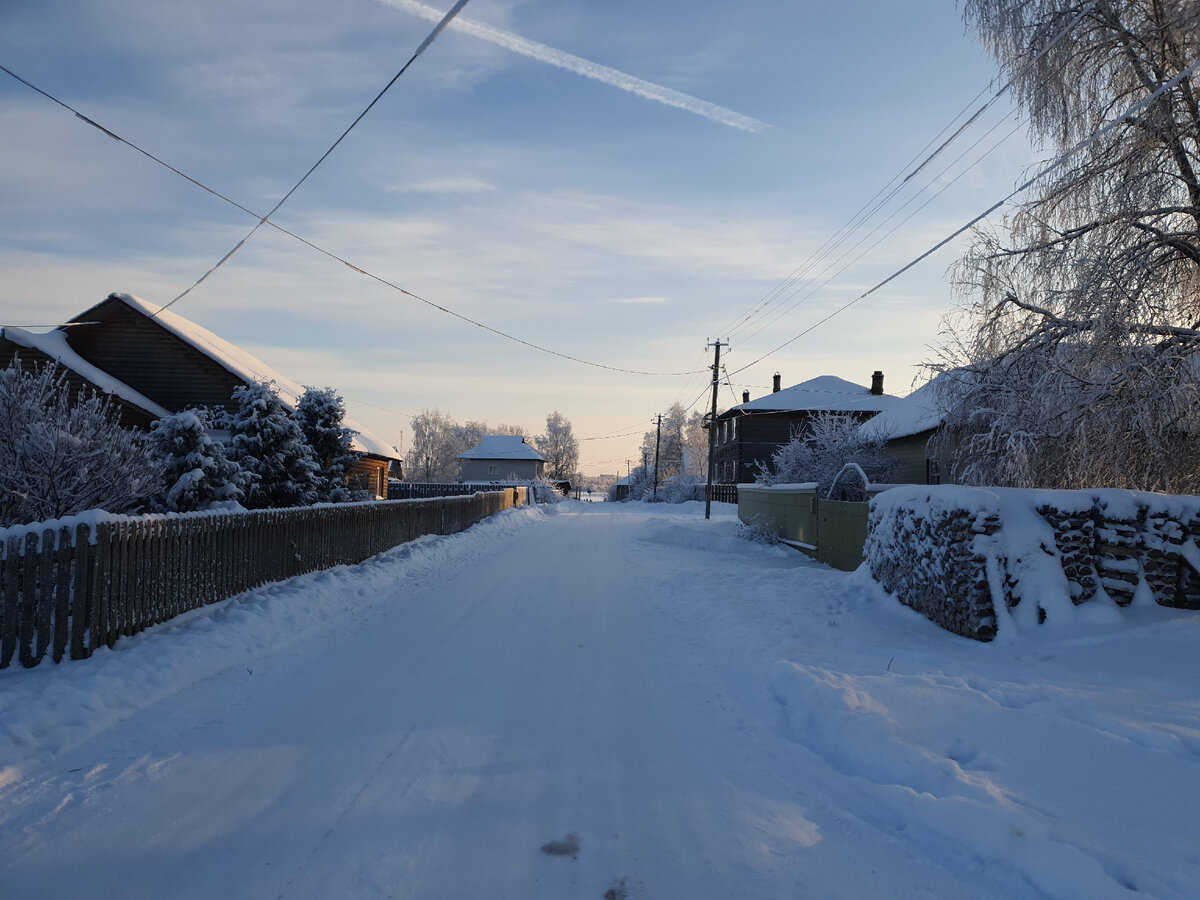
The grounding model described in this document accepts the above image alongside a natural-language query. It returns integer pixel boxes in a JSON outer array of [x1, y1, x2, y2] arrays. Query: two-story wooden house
[[712, 372, 900, 483]]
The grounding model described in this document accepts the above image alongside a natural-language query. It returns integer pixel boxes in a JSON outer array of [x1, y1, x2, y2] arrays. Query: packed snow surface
[[1, 502, 1197, 898]]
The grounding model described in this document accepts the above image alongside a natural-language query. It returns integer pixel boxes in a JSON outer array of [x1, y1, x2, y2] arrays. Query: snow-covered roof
[[1, 325, 170, 419], [859, 378, 945, 441], [101, 293, 399, 460], [458, 435, 546, 461], [732, 375, 901, 414]]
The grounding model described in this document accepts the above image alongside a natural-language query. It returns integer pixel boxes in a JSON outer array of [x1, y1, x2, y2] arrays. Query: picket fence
[[0, 489, 523, 670]]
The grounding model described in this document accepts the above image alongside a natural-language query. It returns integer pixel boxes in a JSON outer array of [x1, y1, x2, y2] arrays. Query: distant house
[[54, 292, 402, 499], [457, 435, 546, 482], [0, 326, 167, 430], [859, 377, 951, 485], [712, 372, 900, 483]]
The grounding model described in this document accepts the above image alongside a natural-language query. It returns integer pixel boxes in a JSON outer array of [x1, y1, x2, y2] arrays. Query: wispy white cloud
[[378, 0, 767, 133], [390, 176, 495, 194], [609, 295, 671, 306]]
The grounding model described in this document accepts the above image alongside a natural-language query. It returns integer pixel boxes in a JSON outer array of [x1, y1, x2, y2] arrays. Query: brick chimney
[[742, 390, 750, 404], [772, 373, 781, 393], [870, 370, 884, 395]]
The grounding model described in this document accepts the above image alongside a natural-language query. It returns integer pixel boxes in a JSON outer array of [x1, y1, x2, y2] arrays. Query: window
[[488, 464, 498, 475], [926, 458, 940, 485]]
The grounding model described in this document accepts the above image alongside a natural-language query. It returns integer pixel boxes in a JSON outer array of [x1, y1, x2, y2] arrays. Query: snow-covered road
[[2, 501, 1198, 899]]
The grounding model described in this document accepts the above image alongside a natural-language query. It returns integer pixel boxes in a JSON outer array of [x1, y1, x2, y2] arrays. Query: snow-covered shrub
[[0, 358, 159, 526], [736, 518, 780, 546], [657, 473, 705, 504], [295, 387, 361, 502], [758, 412, 894, 495], [227, 380, 321, 509], [148, 407, 248, 512]]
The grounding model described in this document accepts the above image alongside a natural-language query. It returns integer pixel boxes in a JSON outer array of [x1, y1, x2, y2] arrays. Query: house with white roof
[[0, 325, 168, 430], [457, 435, 546, 482], [50, 292, 402, 499], [712, 371, 900, 483], [858, 376, 951, 485]]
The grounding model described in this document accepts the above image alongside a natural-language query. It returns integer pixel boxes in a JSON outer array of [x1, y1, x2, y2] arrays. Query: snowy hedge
[[866, 486, 1200, 641]]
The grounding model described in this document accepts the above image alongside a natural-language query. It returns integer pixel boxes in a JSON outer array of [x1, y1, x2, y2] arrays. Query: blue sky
[[0, 0, 1033, 476]]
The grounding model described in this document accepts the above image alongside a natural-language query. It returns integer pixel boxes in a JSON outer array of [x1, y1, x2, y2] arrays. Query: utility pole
[[652, 414, 663, 501], [705, 339, 729, 520]]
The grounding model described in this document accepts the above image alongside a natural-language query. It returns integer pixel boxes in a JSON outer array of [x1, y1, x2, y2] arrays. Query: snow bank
[[0, 505, 548, 763], [867, 485, 1200, 640]]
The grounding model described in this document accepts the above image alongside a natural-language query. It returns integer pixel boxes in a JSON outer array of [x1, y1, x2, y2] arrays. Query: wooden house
[[0, 325, 166, 430], [858, 377, 950, 484], [57, 293, 402, 498], [712, 372, 900, 484], [457, 435, 546, 482]]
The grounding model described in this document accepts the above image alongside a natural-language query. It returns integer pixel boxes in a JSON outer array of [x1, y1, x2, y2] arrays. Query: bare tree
[[536, 411, 579, 480], [0, 360, 159, 526], [939, 0, 1200, 490]]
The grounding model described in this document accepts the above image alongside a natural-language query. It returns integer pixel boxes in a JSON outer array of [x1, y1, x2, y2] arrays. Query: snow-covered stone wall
[[866, 486, 1200, 641]]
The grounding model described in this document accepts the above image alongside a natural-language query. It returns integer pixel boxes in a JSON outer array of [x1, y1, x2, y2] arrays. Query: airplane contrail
[[379, 0, 767, 133]]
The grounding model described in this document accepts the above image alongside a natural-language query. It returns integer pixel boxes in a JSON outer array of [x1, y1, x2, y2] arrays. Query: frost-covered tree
[[295, 387, 360, 502], [404, 408, 466, 482], [756, 412, 894, 495], [147, 407, 247, 512], [537, 411, 579, 480], [0, 359, 159, 526], [227, 381, 321, 509], [939, 0, 1200, 491]]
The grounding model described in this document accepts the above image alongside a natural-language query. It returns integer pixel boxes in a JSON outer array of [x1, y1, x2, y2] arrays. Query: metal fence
[[0, 490, 521, 670]]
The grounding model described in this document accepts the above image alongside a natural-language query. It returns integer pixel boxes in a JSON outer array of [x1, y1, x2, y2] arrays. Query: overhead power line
[[727, 58, 1200, 378], [0, 66, 704, 378], [710, 0, 1099, 346], [158, 0, 472, 315]]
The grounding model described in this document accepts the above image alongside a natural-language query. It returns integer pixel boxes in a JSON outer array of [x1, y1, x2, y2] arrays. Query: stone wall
[[866, 486, 1200, 641]]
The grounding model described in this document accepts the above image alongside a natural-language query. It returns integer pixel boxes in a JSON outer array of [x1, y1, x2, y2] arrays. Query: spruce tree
[[148, 407, 247, 512], [295, 387, 360, 502], [227, 381, 321, 509]]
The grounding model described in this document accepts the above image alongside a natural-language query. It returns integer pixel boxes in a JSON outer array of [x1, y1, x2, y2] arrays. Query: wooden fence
[[0, 490, 522, 670], [707, 484, 739, 505]]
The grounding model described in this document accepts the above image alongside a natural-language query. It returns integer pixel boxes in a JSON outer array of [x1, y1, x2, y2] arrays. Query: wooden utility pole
[[652, 414, 663, 501], [705, 339, 728, 520]]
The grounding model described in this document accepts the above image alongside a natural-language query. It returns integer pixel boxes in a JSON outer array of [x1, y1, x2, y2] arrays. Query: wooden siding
[[459, 458, 544, 482], [0, 337, 160, 431], [348, 457, 390, 500], [881, 431, 935, 484], [64, 297, 245, 413]]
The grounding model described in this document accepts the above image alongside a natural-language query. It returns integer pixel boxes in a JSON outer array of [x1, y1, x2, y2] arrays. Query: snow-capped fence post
[[69, 522, 92, 661], [1, 536, 20, 667], [52, 525, 71, 662]]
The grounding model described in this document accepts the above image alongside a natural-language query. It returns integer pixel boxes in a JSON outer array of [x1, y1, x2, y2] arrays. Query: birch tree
[[537, 411, 579, 480], [938, 0, 1200, 491]]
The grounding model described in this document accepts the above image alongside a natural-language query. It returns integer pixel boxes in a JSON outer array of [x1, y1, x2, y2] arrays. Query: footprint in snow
[[540, 832, 580, 860]]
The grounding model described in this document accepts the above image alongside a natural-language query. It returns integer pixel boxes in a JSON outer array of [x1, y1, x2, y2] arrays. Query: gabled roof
[[859, 378, 945, 441], [458, 435, 546, 462], [64, 293, 399, 461], [730, 375, 901, 414], [0, 325, 169, 422]]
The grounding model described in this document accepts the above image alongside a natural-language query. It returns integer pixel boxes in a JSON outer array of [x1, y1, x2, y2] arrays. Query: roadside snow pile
[[867, 485, 1200, 640], [0, 505, 548, 764]]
